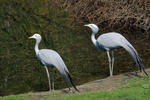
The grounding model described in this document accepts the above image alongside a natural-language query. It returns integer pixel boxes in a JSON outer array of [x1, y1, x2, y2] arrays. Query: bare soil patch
[[27, 68, 150, 100]]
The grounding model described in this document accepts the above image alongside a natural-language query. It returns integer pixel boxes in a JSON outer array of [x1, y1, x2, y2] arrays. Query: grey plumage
[[37, 49, 69, 74], [84, 24, 148, 76], [29, 34, 79, 92]]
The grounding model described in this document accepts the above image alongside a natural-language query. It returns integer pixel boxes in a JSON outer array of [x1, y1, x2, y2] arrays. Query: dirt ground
[[27, 68, 150, 100], [78, 69, 150, 92]]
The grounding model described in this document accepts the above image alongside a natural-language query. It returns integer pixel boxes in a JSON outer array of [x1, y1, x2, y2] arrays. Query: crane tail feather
[[127, 45, 148, 76], [123, 44, 148, 76], [67, 73, 79, 92], [62, 73, 71, 91], [60, 69, 79, 92]]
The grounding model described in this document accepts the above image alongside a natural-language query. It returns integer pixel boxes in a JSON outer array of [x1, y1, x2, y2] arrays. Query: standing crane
[[29, 33, 79, 92], [84, 24, 148, 76]]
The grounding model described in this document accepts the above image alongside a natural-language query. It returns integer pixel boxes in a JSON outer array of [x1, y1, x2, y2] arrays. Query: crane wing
[[97, 32, 123, 50], [38, 49, 69, 73]]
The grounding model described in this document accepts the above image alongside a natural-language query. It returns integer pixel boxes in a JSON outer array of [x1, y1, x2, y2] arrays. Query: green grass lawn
[[0, 77, 150, 100]]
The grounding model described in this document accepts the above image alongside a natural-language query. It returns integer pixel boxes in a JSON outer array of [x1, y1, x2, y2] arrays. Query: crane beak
[[29, 36, 34, 39], [84, 24, 89, 27]]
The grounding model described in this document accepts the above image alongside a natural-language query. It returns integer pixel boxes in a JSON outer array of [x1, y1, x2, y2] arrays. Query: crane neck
[[35, 39, 40, 55], [91, 33, 98, 47]]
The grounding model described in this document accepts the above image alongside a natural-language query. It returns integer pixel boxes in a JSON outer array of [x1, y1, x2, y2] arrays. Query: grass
[[0, 77, 150, 100], [0, 95, 29, 100]]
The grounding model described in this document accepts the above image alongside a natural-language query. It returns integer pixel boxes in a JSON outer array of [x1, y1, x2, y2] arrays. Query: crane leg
[[107, 51, 112, 76], [44, 66, 51, 91], [111, 51, 114, 76], [52, 68, 55, 91]]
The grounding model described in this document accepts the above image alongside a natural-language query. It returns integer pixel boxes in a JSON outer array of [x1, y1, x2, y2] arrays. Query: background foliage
[[0, 0, 150, 96]]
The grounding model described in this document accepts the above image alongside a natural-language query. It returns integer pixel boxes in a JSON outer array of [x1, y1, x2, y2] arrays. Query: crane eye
[[90, 25, 94, 28], [34, 34, 38, 37]]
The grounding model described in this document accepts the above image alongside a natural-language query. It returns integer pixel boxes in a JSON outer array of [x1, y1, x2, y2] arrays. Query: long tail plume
[[127, 45, 148, 76], [62, 73, 71, 91], [67, 73, 79, 92], [123, 43, 148, 76], [61, 69, 79, 92]]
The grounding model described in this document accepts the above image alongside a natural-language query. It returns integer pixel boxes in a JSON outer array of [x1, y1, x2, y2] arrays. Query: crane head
[[29, 33, 41, 40], [84, 24, 99, 34]]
